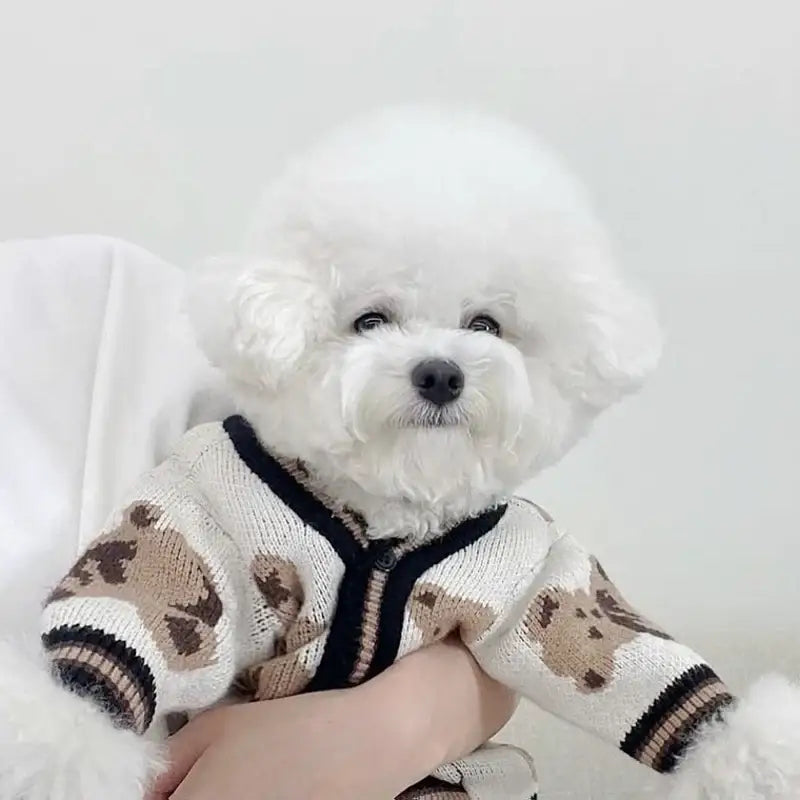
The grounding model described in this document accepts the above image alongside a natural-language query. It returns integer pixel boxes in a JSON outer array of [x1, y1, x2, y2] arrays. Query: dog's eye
[[353, 311, 390, 333], [466, 314, 501, 337]]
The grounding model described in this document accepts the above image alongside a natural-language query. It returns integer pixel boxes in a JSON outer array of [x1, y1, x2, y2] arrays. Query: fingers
[[166, 736, 241, 800], [166, 760, 211, 800], [145, 712, 220, 799]]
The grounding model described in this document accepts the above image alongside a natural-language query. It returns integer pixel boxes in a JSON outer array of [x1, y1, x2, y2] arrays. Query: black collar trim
[[223, 414, 362, 564]]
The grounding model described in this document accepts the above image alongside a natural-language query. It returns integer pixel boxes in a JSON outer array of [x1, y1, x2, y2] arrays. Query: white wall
[[2, 1, 798, 272], [2, 1, 799, 796]]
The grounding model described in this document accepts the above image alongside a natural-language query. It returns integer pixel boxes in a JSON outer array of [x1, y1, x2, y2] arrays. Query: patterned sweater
[[42, 416, 733, 799]]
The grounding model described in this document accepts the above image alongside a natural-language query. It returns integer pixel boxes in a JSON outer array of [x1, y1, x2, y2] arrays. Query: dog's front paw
[[0, 639, 163, 800], [668, 674, 800, 800]]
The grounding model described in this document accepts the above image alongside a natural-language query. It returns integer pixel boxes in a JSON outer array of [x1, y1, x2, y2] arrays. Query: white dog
[[194, 107, 661, 541], [1, 107, 799, 800]]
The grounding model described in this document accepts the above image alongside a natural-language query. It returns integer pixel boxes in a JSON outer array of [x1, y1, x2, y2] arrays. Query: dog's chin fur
[[668, 675, 800, 799], [235, 321, 542, 539], [0, 639, 164, 800], [238, 397, 506, 540]]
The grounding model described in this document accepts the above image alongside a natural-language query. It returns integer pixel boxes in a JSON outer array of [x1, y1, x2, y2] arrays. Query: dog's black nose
[[411, 359, 464, 406]]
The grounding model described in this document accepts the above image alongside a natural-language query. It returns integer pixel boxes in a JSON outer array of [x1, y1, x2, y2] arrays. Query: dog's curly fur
[[189, 106, 661, 540]]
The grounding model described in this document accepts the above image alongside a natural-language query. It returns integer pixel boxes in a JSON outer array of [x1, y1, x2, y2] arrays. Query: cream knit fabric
[[42, 416, 732, 799]]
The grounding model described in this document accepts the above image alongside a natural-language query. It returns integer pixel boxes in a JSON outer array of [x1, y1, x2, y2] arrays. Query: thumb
[[145, 713, 218, 799]]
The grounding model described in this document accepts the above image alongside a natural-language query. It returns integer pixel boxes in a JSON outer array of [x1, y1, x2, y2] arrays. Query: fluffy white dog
[[193, 107, 661, 540], [1, 108, 799, 800]]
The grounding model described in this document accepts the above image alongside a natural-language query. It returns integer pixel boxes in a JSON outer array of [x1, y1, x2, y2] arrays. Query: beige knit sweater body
[[42, 416, 732, 799]]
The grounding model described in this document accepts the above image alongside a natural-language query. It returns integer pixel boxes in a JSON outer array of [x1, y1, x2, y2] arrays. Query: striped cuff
[[620, 664, 735, 773], [42, 624, 157, 734]]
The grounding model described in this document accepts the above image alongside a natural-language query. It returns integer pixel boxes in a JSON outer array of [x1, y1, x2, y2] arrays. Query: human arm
[[148, 637, 517, 800]]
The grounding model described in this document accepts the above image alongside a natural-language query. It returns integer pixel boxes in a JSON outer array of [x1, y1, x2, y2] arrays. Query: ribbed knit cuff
[[621, 664, 735, 773], [42, 624, 157, 734]]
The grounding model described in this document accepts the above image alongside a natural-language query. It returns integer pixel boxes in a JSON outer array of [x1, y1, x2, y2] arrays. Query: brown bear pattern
[[409, 582, 497, 645], [235, 553, 322, 700], [523, 556, 670, 692], [47, 502, 222, 671], [251, 553, 304, 625]]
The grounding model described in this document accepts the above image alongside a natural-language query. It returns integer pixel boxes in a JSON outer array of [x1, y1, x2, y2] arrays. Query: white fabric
[[0, 235, 232, 626]]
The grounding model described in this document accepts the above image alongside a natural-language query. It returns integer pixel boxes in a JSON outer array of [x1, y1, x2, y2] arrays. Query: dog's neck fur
[[308, 471, 504, 542], [241, 409, 505, 542]]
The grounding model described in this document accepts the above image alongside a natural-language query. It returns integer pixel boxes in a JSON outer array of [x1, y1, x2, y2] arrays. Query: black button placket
[[305, 538, 401, 692]]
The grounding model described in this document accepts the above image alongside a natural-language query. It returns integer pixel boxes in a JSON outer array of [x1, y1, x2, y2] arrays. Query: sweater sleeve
[[40, 463, 247, 735], [470, 530, 735, 774]]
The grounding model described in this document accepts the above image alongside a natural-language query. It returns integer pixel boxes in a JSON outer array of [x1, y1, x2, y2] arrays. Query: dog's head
[[190, 108, 660, 525]]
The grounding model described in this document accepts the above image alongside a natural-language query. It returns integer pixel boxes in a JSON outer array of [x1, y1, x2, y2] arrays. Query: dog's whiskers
[[391, 402, 467, 429]]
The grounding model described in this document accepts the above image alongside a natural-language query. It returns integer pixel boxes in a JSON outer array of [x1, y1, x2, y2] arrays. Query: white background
[[1, 1, 798, 796]]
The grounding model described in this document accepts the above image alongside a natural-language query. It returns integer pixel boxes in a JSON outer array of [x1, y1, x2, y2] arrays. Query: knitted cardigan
[[42, 416, 733, 799]]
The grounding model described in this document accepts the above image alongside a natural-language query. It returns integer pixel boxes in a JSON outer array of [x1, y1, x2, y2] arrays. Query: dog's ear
[[575, 277, 663, 411], [187, 255, 333, 389]]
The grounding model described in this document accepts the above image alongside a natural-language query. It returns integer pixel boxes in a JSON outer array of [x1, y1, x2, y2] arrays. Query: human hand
[[147, 638, 517, 799]]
